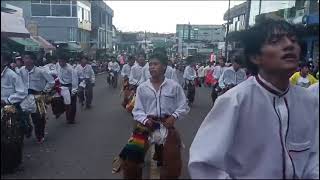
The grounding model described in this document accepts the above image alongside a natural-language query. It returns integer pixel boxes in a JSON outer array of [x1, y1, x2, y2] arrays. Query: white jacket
[[189, 75, 318, 179]]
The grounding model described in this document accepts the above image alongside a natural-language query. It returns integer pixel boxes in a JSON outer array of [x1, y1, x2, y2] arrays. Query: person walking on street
[[189, 19, 319, 179], [121, 55, 135, 108], [108, 56, 121, 88], [56, 53, 79, 124], [19, 52, 55, 144], [1, 52, 28, 173], [75, 55, 95, 109], [183, 56, 197, 106], [120, 49, 189, 179]]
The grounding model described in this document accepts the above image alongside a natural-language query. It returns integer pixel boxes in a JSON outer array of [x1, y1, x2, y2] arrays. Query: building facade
[[176, 24, 225, 57], [247, 0, 319, 61], [3, 0, 93, 52], [91, 0, 113, 50]]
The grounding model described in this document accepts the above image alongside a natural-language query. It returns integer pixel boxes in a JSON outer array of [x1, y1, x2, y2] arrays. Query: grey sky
[[106, 1, 245, 33]]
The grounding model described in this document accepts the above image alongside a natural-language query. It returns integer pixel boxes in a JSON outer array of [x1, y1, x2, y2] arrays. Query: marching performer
[[189, 19, 319, 179], [75, 55, 95, 109], [56, 53, 78, 124], [183, 56, 197, 106], [107, 56, 121, 88], [1, 52, 28, 173], [211, 57, 228, 104], [19, 52, 55, 144], [121, 55, 135, 108], [120, 49, 189, 179]]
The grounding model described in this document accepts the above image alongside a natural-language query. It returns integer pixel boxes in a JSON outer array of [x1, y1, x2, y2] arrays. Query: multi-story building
[[3, 0, 92, 52], [91, 0, 113, 50], [247, 0, 319, 62], [176, 24, 225, 58]]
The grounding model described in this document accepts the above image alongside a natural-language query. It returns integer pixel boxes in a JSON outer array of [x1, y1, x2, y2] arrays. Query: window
[[52, 4, 71, 16], [82, 8, 84, 21], [41, 0, 51, 4], [72, 0, 76, 5], [31, 4, 50, 16], [51, 0, 60, 4], [31, 0, 40, 3], [72, 5, 77, 17], [60, 0, 70, 4]]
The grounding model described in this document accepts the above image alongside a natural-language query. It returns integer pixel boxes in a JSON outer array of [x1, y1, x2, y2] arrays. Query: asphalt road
[[1, 74, 213, 179]]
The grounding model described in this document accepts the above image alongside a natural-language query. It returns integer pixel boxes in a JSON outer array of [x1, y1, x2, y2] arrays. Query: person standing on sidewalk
[[189, 19, 319, 179], [75, 55, 95, 109], [19, 52, 55, 144]]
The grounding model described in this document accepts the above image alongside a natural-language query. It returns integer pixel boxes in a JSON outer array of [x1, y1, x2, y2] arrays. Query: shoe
[[37, 137, 45, 144]]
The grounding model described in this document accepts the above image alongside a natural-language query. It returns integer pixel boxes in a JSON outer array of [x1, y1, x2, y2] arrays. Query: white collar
[[1, 66, 9, 77], [257, 74, 289, 96]]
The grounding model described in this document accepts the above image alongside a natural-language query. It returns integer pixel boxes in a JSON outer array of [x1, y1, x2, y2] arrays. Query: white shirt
[[1, 67, 27, 104], [43, 63, 58, 76], [75, 64, 95, 83], [189, 75, 319, 179], [218, 66, 247, 89], [308, 82, 319, 161], [121, 63, 132, 78], [128, 63, 144, 85], [197, 66, 205, 77], [183, 65, 197, 81], [213, 65, 227, 80], [140, 63, 179, 83], [19, 66, 55, 92], [56, 63, 78, 91], [132, 78, 190, 125], [108, 61, 120, 72], [296, 76, 311, 88]]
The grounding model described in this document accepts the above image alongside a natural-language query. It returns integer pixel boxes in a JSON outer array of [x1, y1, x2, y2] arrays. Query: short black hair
[[237, 18, 300, 75], [1, 51, 13, 64], [299, 61, 311, 69], [231, 50, 244, 65], [128, 55, 135, 62], [22, 51, 37, 61], [136, 51, 146, 59], [149, 49, 168, 65], [56, 51, 69, 61]]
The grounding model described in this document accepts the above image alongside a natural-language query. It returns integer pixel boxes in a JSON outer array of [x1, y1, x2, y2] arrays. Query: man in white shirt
[[75, 56, 95, 109], [197, 63, 205, 86], [211, 57, 228, 104], [1, 52, 29, 173], [120, 49, 189, 179], [107, 56, 121, 87], [218, 54, 247, 89], [308, 82, 319, 162], [56, 53, 78, 124], [19, 52, 55, 144], [121, 55, 135, 108], [128, 52, 146, 89], [189, 19, 319, 179], [183, 56, 197, 105]]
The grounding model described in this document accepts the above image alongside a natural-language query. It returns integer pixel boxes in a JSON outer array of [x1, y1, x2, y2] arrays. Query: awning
[[30, 36, 56, 51], [8, 37, 40, 52], [66, 42, 82, 52], [1, 12, 30, 38]]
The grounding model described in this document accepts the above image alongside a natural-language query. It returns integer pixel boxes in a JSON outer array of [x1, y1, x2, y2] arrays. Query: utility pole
[[245, 0, 251, 30], [224, 0, 231, 60]]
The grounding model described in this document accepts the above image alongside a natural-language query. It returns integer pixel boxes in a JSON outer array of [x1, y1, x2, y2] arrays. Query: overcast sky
[[106, 1, 245, 33]]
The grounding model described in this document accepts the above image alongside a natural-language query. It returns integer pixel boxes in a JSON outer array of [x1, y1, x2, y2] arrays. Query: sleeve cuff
[[142, 118, 149, 125], [172, 113, 179, 120], [5, 98, 10, 104]]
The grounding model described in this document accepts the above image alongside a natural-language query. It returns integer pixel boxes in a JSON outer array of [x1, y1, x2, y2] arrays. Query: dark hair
[[80, 55, 89, 61], [237, 18, 300, 75], [149, 49, 168, 65], [1, 51, 13, 64], [136, 51, 146, 59], [231, 51, 244, 65], [128, 55, 135, 61], [22, 51, 37, 61], [56, 51, 69, 61], [299, 61, 311, 69], [185, 56, 195, 65], [218, 56, 226, 62]]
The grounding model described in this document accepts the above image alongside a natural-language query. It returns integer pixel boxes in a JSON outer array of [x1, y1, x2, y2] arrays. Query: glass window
[[72, 5, 77, 17], [41, 0, 51, 4], [51, 0, 60, 4], [31, 4, 50, 16], [52, 5, 71, 16], [31, 0, 41, 3], [72, 0, 76, 5], [82, 8, 84, 20], [60, 0, 70, 4]]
